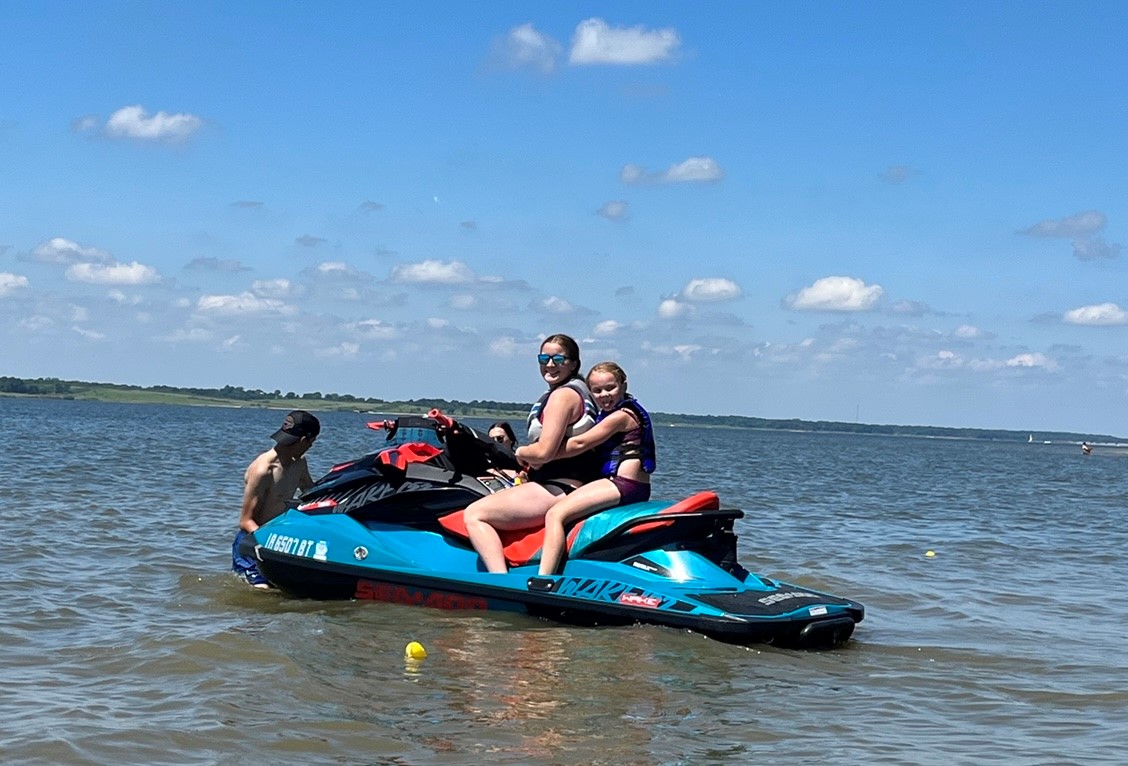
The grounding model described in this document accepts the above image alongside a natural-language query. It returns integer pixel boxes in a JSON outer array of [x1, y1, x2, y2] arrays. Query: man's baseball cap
[[272, 410, 321, 445]]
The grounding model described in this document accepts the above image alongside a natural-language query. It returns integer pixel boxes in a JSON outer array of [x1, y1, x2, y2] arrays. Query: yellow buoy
[[925, 550, 936, 558], [405, 640, 427, 660]]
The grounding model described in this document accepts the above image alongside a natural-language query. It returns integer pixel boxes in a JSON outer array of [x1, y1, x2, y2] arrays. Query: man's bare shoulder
[[245, 449, 280, 483]]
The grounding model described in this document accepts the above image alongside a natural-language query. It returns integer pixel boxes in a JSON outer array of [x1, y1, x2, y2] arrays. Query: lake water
[[2, 398, 1126, 765]]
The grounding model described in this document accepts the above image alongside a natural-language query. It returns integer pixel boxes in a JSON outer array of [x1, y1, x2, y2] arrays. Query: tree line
[[2, 375, 1120, 443], [0, 376, 528, 412]]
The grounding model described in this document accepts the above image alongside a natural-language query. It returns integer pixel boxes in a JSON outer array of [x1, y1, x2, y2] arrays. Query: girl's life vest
[[596, 394, 656, 476]]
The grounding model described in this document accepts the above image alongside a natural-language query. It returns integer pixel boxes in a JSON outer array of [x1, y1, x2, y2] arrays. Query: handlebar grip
[[427, 408, 455, 429]]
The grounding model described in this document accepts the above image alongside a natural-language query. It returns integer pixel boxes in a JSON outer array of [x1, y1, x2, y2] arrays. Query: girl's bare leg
[[538, 479, 622, 576]]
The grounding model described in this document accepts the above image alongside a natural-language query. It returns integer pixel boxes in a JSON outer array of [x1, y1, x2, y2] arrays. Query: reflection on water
[[2, 398, 1128, 764]]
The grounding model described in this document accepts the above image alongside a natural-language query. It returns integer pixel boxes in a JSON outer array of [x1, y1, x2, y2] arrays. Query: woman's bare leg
[[464, 482, 563, 573], [537, 479, 622, 576]]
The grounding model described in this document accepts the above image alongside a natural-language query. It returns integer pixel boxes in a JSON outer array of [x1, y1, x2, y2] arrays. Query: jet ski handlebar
[[427, 408, 455, 429]]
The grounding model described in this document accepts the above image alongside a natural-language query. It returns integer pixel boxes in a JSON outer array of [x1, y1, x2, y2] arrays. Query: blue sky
[[2, 2, 1126, 433]]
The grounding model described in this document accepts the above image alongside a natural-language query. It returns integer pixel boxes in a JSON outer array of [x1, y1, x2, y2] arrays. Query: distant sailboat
[[1028, 434, 1034, 443]]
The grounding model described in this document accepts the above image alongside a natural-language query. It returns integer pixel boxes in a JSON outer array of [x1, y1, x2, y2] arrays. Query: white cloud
[[681, 277, 741, 303], [498, 23, 562, 73], [107, 289, 141, 305], [221, 335, 243, 350], [657, 298, 694, 319], [162, 327, 213, 342], [620, 156, 724, 185], [596, 200, 629, 221], [785, 276, 884, 312], [1072, 237, 1121, 261], [916, 349, 1056, 373], [890, 299, 932, 316], [1005, 352, 1055, 370], [354, 319, 399, 340], [967, 358, 1003, 372], [489, 336, 523, 358], [921, 349, 963, 369], [569, 18, 680, 65], [1063, 302, 1128, 326], [71, 325, 105, 340], [1020, 210, 1106, 238], [315, 341, 360, 358], [593, 319, 623, 336], [0, 272, 30, 296], [316, 261, 350, 274], [196, 292, 296, 316], [29, 237, 112, 264], [66, 261, 161, 285], [390, 259, 476, 285], [19, 315, 53, 332], [426, 317, 450, 329], [103, 105, 204, 142], [252, 278, 293, 298], [536, 296, 574, 314], [620, 164, 646, 184], [642, 340, 702, 361], [666, 157, 724, 183], [954, 324, 982, 338], [72, 115, 98, 133], [449, 294, 477, 310]]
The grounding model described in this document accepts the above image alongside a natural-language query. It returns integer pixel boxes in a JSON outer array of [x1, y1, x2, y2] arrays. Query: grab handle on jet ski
[[427, 408, 455, 429]]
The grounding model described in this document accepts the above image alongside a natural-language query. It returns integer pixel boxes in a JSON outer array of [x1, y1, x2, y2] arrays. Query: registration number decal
[[264, 533, 327, 560]]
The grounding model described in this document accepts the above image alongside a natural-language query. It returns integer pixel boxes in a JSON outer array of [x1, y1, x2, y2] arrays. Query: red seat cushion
[[436, 490, 720, 567], [437, 512, 546, 567], [626, 490, 719, 535]]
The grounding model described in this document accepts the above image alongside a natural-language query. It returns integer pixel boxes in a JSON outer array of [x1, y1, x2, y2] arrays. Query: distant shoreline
[[2, 375, 1123, 444]]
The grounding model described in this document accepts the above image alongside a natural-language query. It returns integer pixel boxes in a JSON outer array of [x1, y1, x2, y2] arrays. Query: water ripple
[[2, 399, 1126, 764]]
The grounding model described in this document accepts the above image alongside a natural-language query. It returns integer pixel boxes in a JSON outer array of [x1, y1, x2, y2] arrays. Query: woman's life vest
[[526, 377, 600, 482], [596, 394, 656, 476]]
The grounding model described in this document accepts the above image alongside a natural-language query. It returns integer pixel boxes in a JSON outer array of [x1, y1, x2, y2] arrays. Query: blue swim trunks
[[232, 529, 271, 588]]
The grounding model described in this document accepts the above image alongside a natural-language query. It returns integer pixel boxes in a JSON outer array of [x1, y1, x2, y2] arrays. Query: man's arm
[[297, 458, 314, 492], [239, 462, 272, 533]]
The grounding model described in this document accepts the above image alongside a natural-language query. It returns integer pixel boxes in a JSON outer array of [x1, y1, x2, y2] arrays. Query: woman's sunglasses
[[537, 353, 570, 365]]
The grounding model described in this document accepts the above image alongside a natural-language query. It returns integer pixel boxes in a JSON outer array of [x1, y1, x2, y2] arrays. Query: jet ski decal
[[356, 579, 489, 610]]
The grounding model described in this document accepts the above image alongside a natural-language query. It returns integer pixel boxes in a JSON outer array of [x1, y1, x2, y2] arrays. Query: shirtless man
[[232, 410, 321, 588]]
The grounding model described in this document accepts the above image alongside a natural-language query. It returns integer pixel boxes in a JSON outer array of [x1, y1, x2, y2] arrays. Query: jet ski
[[239, 411, 864, 648]]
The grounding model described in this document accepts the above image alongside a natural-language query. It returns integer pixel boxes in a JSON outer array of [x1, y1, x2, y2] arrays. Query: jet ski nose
[[796, 616, 857, 648]]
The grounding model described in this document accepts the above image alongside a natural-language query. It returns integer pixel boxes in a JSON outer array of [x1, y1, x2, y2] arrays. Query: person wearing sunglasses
[[487, 421, 517, 450], [463, 333, 600, 573]]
